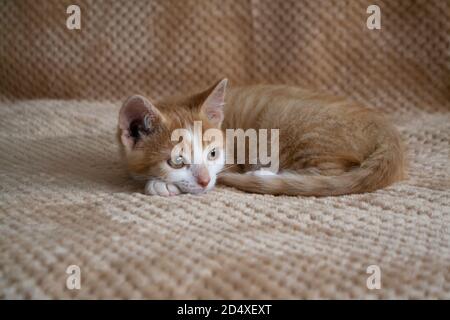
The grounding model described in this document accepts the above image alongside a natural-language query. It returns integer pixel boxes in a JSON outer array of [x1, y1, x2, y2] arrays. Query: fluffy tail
[[218, 144, 406, 196]]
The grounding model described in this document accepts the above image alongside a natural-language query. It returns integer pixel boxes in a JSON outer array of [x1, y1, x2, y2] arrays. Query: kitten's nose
[[197, 176, 210, 188], [193, 165, 211, 188]]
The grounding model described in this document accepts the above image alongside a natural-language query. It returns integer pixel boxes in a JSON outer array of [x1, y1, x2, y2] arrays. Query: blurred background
[[1, 0, 449, 114]]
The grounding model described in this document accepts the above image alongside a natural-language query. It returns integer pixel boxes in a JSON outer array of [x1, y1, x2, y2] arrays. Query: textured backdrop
[[0, 0, 449, 111], [0, 0, 449, 299]]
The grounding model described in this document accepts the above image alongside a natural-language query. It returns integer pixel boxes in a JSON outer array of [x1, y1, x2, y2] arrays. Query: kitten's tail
[[218, 143, 406, 196]]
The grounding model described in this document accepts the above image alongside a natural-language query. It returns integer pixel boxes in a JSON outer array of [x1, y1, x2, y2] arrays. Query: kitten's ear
[[118, 95, 161, 150], [200, 78, 227, 126]]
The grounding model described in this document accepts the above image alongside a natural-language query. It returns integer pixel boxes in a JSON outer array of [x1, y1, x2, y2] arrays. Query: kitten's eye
[[207, 148, 219, 161], [167, 156, 185, 169]]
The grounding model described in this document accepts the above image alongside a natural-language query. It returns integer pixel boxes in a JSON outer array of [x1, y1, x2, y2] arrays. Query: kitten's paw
[[145, 180, 181, 196]]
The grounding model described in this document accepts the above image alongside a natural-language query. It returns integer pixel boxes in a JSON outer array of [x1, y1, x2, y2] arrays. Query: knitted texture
[[0, 0, 450, 299], [1, 0, 449, 111], [0, 99, 449, 299]]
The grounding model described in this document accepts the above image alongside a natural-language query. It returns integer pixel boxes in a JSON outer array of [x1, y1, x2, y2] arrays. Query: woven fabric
[[0, 0, 450, 299], [0, 99, 449, 299], [1, 0, 449, 111]]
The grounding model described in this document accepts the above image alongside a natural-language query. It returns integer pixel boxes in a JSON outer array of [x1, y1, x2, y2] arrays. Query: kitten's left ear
[[200, 78, 228, 126], [118, 95, 162, 151]]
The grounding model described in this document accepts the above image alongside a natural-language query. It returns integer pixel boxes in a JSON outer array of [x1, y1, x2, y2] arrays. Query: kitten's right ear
[[118, 95, 161, 150], [200, 78, 227, 126]]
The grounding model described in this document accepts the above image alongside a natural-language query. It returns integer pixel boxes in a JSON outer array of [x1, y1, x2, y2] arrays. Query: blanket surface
[[0, 0, 449, 299], [0, 99, 449, 299]]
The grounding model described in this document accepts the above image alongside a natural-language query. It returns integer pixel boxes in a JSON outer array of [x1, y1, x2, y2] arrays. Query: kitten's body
[[220, 85, 405, 195], [117, 80, 405, 196]]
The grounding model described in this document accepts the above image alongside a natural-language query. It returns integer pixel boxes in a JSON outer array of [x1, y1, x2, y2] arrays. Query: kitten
[[117, 79, 405, 196]]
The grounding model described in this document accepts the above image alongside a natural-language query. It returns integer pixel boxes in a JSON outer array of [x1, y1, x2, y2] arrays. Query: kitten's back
[[219, 85, 406, 195]]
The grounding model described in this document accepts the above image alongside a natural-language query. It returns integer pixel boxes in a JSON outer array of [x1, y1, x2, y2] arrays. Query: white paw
[[246, 169, 277, 176], [145, 179, 181, 196]]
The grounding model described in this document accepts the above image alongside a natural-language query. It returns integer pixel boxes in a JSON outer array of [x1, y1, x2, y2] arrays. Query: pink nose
[[197, 176, 210, 188]]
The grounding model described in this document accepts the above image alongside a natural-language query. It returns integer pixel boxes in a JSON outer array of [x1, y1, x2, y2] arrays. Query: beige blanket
[[0, 0, 449, 299]]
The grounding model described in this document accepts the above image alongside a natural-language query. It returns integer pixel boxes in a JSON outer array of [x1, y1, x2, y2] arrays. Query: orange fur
[[218, 85, 406, 195], [118, 81, 406, 196], [117, 81, 222, 181]]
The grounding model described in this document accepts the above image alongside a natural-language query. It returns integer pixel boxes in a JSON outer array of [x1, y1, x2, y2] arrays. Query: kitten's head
[[117, 79, 227, 194]]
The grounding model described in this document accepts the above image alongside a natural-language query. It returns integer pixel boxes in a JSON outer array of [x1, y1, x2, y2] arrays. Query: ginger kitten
[[117, 79, 405, 196]]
